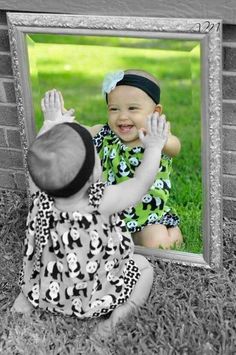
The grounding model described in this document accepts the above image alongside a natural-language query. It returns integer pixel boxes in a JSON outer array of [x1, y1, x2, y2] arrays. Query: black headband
[[106, 74, 160, 104], [45, 122, 95, 198]]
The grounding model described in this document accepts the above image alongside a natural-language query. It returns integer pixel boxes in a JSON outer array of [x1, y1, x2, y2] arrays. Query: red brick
[[0, 148, 24, 169], [14, 171, 27, 190], [223, 175, 236, 198], [0, 29, 10, 52], [0, 169, 16, 189], [223, 102, 236, 125], [0, 11, 7, 25], [6, 129, 22, 149], [0, 54, 13, 77], [223, 198, 236, 220], [0, 105, 18, 126], [3, 81, 16, 103], [223, 152, 236, 175], [223, 25, 236, 42], [222, 128, 236, 151], [0, 128, 7, 147], [223, 47, 236, 71], [223, 76, 236, 100]]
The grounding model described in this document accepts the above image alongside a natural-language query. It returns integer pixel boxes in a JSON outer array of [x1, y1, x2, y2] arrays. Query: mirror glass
[[26, 34, 202, 254]]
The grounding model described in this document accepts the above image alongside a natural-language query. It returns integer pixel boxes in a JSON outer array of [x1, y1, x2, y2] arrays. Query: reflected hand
[[139, 112, 168, 150], [41, 89, 62, 122], [58, 91, 75, 122], [41, 89, 75, 122]]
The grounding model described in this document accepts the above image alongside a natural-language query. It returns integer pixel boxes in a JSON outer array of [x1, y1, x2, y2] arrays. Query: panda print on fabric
[[71, 297, 84, 317], [107, 272, 124, 293], [122, 207, 139, 221], [62, 226, 82, 249], [90, 294, 116, 311], [24, 242, 34, 261], [91, 274, 102, 295], [87, 230, 103, 258], [65, 281, 88, 299], [49, 230, 64, 259], [44, 261, 63, 281], [117, 232, 132, 256], [22, 181, 142, 319], [126, 220, 138, 232], [117, 160, 131, 178], [66, 252, 84, 279], [44, 281, 63, 307], [142, 194, 164, 211], [103, 237, 117, 260], [28, 283, 39, 307], [86, 260, 99, 281]]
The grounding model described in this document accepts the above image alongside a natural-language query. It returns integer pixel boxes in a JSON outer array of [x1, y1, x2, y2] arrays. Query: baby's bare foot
[[94, 301, 137, 339], [11, 292, 33, 313], [94, 318, 114, 339], [110, 301, 137, 326]]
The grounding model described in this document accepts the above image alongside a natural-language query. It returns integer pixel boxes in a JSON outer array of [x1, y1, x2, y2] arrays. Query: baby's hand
[[58, 91, 75, 121], [139, 113, 168, 150], [41, 89, 62, 122], [41, 89, 74, 122]]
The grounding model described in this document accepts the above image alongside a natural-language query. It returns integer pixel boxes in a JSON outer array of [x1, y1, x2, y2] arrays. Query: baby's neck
[[54, 188, 89, 212]]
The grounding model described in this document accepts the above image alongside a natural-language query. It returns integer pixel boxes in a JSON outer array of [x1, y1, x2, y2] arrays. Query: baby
[[58, 69, 183, 249], [12, 90, 168, 337]]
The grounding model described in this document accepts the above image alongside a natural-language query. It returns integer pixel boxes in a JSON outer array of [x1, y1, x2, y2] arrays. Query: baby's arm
[[99, 113, 168, 216], [162, 121, 181, 157]]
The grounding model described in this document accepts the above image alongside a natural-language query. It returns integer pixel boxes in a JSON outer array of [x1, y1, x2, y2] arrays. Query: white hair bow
[[102, 70, 124, 96]]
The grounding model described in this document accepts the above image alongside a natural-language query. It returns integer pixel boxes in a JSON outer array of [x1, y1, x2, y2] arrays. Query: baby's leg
[[132, 224, 183, 249], [95, 255, 153, 337], [11, 292, 33, 313]]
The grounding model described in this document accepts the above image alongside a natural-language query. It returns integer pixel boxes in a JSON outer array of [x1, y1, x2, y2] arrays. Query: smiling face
[[107, 85, 161, 147]]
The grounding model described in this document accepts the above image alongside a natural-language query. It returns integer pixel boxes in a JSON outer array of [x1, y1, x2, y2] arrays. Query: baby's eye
[[109, 107, 118, 112], [129, 106, 139, 111]]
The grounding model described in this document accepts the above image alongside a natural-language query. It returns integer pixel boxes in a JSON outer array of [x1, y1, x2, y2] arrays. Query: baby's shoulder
[[89, 124, 104, 137]]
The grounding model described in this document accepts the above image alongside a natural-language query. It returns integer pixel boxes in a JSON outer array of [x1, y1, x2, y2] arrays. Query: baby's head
[[102, 69, 162, 147], [27, 123, 97, 198], [103, 69, 161, 107]]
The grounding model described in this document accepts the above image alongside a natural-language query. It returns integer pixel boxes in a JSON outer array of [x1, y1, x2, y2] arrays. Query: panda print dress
[[93, 124, 180, 233], [19, 182, 141, 318]]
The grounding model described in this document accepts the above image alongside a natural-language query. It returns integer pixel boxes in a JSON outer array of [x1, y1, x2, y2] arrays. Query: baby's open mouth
[[118, 124, 134, 133]]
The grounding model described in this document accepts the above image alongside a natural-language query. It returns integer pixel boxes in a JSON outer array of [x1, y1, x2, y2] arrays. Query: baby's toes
[[93, 319, 114, 339]]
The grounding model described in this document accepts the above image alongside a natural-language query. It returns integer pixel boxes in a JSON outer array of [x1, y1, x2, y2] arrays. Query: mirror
[[7, 13, 223, 268]]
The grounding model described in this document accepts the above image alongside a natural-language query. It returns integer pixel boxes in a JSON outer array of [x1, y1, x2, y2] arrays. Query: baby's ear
[[154, 104, 162, 114]]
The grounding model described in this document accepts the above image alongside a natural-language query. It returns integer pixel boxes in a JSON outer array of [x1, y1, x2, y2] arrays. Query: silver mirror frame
[[7, 12, 223, 269]]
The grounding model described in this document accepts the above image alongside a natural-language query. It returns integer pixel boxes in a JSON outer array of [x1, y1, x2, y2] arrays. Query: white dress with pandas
[[19, 181, 141, 318]]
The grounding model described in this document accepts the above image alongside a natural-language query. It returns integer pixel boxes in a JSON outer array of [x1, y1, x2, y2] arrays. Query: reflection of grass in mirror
[[30, 34, 199, 51], [28, 37, 202, 253]]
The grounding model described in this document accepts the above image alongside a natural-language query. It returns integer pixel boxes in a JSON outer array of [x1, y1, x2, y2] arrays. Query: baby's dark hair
[[27, 124, 86, 192]]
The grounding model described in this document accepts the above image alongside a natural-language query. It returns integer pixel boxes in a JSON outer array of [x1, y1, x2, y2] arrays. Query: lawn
[[27, 34, 202, 253], [0, 191, 236, 354]]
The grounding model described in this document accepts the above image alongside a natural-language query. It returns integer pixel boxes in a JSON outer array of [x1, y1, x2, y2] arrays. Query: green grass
[[27, 35, 202, 253], [1, 191, 236, 354]]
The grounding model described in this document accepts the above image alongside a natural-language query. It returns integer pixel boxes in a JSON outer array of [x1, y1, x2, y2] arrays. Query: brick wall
[[222, 25, 236, 219], [0, 11, 26, 191], [0, 11, 235, 220]]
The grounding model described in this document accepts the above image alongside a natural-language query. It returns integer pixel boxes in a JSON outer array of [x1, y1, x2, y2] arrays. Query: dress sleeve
[[88, 181, 106, 208]]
